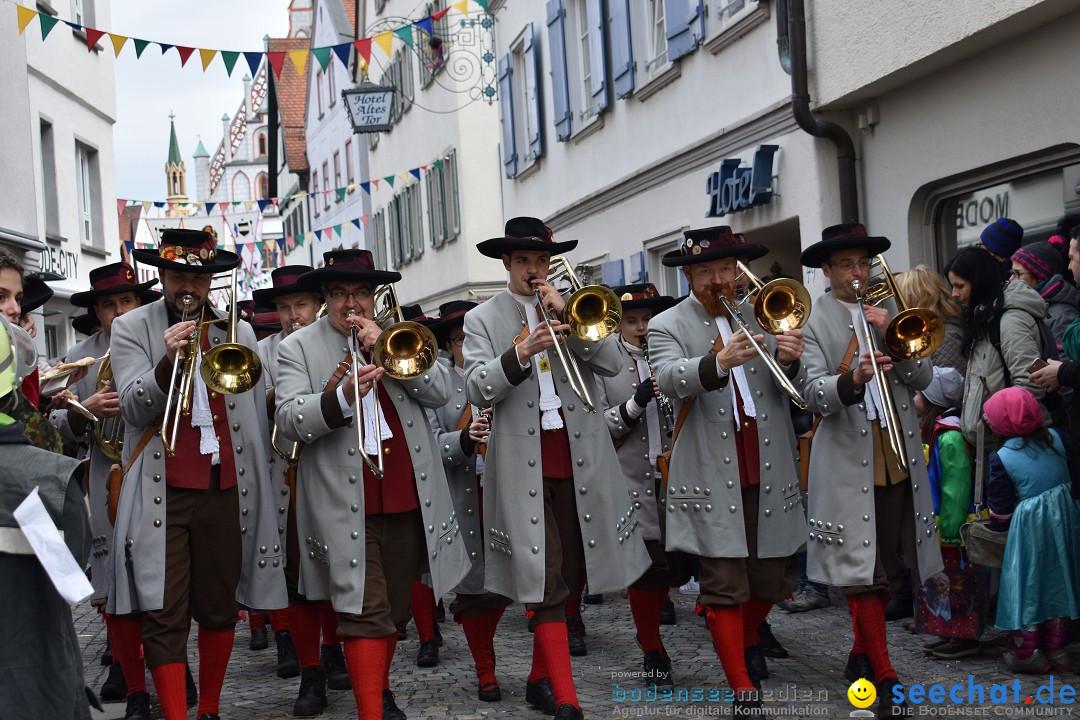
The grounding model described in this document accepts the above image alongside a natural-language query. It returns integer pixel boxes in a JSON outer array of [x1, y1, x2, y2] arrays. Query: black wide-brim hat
[[19, 277, 54, 315], [477, 217, 578, 259], [70, 261, 159, 307], [298, 249, 401, 289], [251, 264, 318, 306], [799, 223, 891, 268], [71, 311, 100, 336], [429, 300, 478, 343], [132, 228, 240, 273], [610, 283, 677, 313], [662, 226, 768, 267]]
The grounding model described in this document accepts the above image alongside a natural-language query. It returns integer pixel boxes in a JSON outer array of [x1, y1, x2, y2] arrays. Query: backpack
[[988, 310, 1067, 426]]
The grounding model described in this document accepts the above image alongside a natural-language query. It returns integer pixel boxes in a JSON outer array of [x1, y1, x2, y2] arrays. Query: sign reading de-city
[[705, 145, 779, 218], [342, 85, 396, 134], [39, 246, 78, 280]]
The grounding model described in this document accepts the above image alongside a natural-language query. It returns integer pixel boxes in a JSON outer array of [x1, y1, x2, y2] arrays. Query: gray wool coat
[[106, 299, 288, 615], [258, 331, 291, 560], [425, 358, 486, 595], [462, 292, 652, 604], [647, 297, 807, 559], [595, 341, 671, 542], [800, 292, 944, 587], [274, 317, 469, 614], [50, 330, 112, 602]]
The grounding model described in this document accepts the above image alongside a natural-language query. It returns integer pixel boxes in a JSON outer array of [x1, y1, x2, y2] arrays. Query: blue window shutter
[[546, 0, 572, 141], [601, 259, 625, 286], [629, 250, 644, 282], [664, 0, 703, 62], [609, 0, 634, 98], [586, 0, 608, 113], [497, 53, 517, 178], [522, 23, 543, 160]]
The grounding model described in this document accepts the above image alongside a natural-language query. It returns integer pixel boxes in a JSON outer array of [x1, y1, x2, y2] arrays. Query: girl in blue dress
[[983, 387, 1079, 673]]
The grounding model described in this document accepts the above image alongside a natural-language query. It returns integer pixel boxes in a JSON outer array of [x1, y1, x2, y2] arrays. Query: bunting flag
[[109, 33, 128, 57], [85, 27, 106, 50], [158, 42, 173, 55], [220, 50, 240, 75], [452, 0, 469, 17], [199, 48, 217, 71], [266, 51, 287, 79], [38, 13, 59, 40], [311, 45, 332, 71], [244, 50, 263, 77], [133, 38, 150, 58], [332, 42, 352, 68], [373, 31, 393, 58], [288, 48, 307, 76], [335, 188, 347, 203], [393, 26, 414, 49], [176, 46, 196, 67], [409, 168, 421, 181], [16, 5, 35, 33], [413, 17, 433, 38]]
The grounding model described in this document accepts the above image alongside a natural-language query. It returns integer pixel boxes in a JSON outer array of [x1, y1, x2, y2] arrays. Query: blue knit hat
[[979, 218, 1023, 257]]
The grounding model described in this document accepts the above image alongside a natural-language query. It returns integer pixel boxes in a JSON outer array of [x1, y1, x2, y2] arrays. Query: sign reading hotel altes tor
[[705, 145, 779, 217], [342, 83, 396, 134]]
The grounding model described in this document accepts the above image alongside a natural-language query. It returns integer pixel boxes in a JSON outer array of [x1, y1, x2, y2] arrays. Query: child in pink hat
[[983, 387, 1079, 673]]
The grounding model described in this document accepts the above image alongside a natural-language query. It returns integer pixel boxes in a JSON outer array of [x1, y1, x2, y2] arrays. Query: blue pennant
[[409, 168, 421, 181], [244, 51, 263, 77], [315, 229, 323, 240], [257, 199, 269, 213], [360, 181, 370, 194], [205, 202, 216, 215], [414, 17, 434, 37], [332, 42, 352, 68], [158, 42, 174, 55], [351, 218, 361, 230]]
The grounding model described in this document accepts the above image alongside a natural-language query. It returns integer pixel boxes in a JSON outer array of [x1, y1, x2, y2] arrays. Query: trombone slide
[[717, 295, 808, 410]]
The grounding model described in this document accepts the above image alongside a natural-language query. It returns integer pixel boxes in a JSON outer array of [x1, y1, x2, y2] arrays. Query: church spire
[[165, 112, 191, 217]]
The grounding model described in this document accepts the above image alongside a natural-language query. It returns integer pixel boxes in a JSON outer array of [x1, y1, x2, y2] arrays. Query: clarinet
[[640, 336, 676, 437]]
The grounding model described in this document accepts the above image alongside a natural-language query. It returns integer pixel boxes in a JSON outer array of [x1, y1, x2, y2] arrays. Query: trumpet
[[639, 336, 675, 437], [716, 262, 812, 409], [91, 351, 123, 461], [530, 257, 622, 412]]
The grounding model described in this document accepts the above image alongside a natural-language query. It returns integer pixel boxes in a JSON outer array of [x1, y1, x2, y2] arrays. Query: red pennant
[[360, 215, 370, 227], [176, 45, 196, 67], [431, 7, 450, 20], [116, 199, 128, 216], [85, 28, 105, 51], [325, 226, 334, 240], [352, 38, 372, 65], [266, 51, 287, 78]]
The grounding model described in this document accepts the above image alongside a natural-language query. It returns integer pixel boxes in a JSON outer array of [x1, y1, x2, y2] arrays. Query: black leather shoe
[[566, 615, 587, 657], [734, 689, 764, 717], [525, 678, 557, 715], [659, 599, 677, 626], [478, 680, 502, 702], [293, 666, 328, 717], [321, 643, 351, 691], [643, 650, 674, 687], [844, 652, 874, 683], [553, 704, 583, 720], [435, 600, 446, 623], [758, 620, 789, 659], [101, 648, 113, 666], [433, 622, 444, 648], [276, 630, 301, 678], [123, 690, 151, 720], [100, 660, 127, 702], [877, 679, 913, 718], [249, 625, 268, 651], [416, 639, 439, 668], [382, 688, 407, 720], [583, 593, 603, 605], [744, 644, 769, 684], [185, 663, 198, 708]]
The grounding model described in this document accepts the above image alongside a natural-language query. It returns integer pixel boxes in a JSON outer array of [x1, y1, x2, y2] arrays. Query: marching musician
[[463, 218, 651, 720], [426, 300, 513, 701], [799, 223, 942, 718], [252, 265, 341, 714], [274, 249, 468, 720], [108, 229, 287, 720], [594, 283, 682, 686], [647, 227, 807, 713], [51, 261, 158, 719]]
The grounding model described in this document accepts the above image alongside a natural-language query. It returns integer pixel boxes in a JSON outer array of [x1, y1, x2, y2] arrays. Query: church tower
[[165, 112, 192, 217]]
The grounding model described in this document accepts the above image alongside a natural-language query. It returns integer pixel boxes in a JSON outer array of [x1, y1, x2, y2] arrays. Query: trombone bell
[[373, 321, 439, 380], [885, 309, 944, 361], [754, 279, 811, 334], [564, 285, 621, 343]]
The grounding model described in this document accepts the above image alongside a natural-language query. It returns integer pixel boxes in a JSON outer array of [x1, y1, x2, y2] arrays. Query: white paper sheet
[[12, 486, 93, 604]]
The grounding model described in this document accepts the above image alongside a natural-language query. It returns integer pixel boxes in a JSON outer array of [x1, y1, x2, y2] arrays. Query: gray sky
[[113, 0, 292, 201]]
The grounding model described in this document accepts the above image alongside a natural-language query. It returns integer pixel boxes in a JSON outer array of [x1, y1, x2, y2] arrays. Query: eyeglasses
[[449, 336, 465, 346], [1011, 268, 1031, 278], [327, 289, 372, 302], [828, 259, 872, 272]]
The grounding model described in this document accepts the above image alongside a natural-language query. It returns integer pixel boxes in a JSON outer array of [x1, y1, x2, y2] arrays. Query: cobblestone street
[[78, 590, 1080, 719]]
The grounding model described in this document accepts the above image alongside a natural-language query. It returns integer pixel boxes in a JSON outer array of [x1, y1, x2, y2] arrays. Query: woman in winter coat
[[1010, 239, 1079, 352]]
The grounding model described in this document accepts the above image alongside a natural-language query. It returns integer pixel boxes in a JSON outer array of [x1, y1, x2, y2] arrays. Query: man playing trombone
[[274, 249, 468, 720], [463, 218, 651, 720], [594, 283, 683, 686], [799, 223, 942, 718], [51, 261, 158, 719], [108, 229, 287, 720], [647, 226, 807, 715]]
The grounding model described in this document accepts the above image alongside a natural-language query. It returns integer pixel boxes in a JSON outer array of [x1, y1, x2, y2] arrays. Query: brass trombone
[[91, 351, 123, 461], [531, 257, 622, 412], [161, 294, 199, 454], [716, 262, 813, 409], [200, 270, 263, 395]]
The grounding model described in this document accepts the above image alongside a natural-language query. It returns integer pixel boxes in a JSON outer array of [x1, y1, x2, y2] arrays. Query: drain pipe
[[787, 0, 859, 223]]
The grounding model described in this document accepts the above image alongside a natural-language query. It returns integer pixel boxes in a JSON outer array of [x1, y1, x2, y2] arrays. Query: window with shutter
[[664, 0, 703, 61], [497, 53, 517, 177], [510, 25, 542, 169], [546, 0, 572, 141], [609, 0, 635, 98], [444, 149, 460, 239]]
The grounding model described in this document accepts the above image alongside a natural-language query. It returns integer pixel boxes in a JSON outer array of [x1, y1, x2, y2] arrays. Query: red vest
[[540, 410, 573, 480], [164, 328, 237, 490], [363, 383, 420, 515], [731, 381, 760, 488]]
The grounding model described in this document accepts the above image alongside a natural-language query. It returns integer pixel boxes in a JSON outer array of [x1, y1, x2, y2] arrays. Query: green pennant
[[312, 46, 333, 71], [474, 0, 490, 11], [38, 14, 59, 40], [335, 188, 347, 203], [434, 159, 444, 172], [393, 26, 414, 49], [385, 176, 395, 188], [334, 224, 342, 237], [220, 50, 240, 76], [133, 38, 151, 58]]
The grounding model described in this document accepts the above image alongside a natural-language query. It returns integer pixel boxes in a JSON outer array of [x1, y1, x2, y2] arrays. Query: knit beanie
[[922, 367, 964, 409], [980, 218, 1023, 257], [1012, 241, 1065, 282], [983, 387, 1044, 438]]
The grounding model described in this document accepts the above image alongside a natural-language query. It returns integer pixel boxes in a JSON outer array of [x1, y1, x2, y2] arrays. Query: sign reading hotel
[[705, 145, 779, 217], [342, 84, 396, 134]]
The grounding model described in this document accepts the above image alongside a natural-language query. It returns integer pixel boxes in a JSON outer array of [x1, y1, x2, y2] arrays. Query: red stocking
[[702, 606, 754, 693], [461, 613, 497, 687], [410, 580, 437, 643], [847, 596, 866, 655], [627, 587, 664, 654], [149, 662, 188, 720], [107, 615, 146, 694], [852, 595, 896, 683], [344, 636, 388, 720], [741, 598, 773, 647], [534, 622, 579, 709], [196, 627, 234, 716], [290, 601, 323, 670], [320, 601, 341, 644]]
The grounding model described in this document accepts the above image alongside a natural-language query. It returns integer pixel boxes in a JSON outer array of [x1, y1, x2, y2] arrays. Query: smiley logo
[[847, 678, 876, 709]]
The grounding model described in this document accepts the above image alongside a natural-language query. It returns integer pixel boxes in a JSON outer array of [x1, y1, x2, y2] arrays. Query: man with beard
[[799, 223, 942, 719], [646, 226, 807, 715], [108, 229, 287, 720]]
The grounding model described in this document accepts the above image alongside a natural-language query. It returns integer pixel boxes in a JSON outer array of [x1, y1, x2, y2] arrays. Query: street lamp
[[342, 82, 397, 134]]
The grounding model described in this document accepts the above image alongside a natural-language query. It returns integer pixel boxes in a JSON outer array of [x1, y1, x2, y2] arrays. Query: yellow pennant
[[16, 5, 36, 34], [289, 49, 308, 76], [244, 201, 255, 212], [373, 31, 394, 58], [108, 33, 128, 57], [452, 0, 469, 16], [141, 201, 152, 214], [199, 48, 217, 72]]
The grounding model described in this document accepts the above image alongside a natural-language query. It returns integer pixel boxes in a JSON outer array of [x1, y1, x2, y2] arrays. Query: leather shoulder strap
[[454, 405, 472, 432], [670, 331, 728, 447], [807, 332, 861, 435], [324, 351, 354, 394], [122, 416, 163, 474]]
